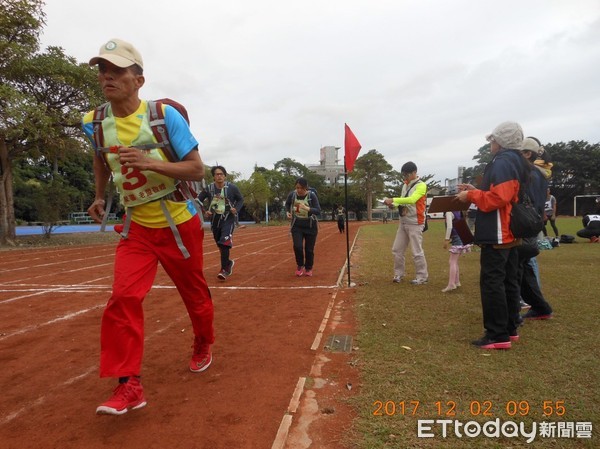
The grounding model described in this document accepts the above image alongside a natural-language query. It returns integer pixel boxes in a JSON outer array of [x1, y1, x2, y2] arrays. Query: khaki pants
[[391, 222, 428, 281]]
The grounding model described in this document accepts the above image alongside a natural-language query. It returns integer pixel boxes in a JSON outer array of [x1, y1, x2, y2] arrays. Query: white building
[[307, 146, 345, 185], [445, 166, 465, 194]]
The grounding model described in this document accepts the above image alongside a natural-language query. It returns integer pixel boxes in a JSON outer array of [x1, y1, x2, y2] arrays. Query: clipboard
[[427, 195, 469, 214], [452, 217, 474, 245]]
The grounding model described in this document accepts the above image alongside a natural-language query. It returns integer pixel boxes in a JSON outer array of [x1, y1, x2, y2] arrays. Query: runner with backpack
[[83, 38, 214, 415], [197, 166, 244, 279], [285, 177, 321, 277]]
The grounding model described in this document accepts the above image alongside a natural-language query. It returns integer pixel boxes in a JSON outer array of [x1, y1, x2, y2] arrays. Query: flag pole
[[344, 156, 351, 287], [343, 123, 361, 288]]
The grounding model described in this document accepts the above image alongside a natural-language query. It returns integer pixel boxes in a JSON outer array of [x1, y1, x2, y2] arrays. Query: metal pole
[[265, 201, 269, 224], [344, 157, 351, 287]]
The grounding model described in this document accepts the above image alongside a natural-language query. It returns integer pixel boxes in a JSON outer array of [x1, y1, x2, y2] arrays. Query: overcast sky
[[41, 0, 600, 184]]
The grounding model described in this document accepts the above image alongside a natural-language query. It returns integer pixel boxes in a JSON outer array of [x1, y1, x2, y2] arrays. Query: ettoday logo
[[417, 419, 593, 443]]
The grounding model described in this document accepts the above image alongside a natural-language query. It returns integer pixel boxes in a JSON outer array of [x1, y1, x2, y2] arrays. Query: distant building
[[445, 166, 465, 194], [307, 146, 345, 185], [428, 186, 444, 196]]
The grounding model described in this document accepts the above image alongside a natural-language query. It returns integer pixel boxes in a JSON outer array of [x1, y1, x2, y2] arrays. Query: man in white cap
[[82, 39, 215, 415], [456, 121, 529, 349]]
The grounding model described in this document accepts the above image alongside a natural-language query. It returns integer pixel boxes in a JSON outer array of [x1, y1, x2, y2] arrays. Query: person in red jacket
[[456, 121, 529, 350]]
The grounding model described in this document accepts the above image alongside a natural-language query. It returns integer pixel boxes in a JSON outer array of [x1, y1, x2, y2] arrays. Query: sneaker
[[226, 260, 235, 276], [471, 336, 511, 350], [392, 275, 402, 283], [509, 332, 520, 342], [304, 269, 313, 277], [96, 378, 146, 415], [441, 285, 457, 293], [591, 236, 599, 243], [189, 338, 212, 373], [519, 299, 531, 310], [516, 314, 524, 327], [522, 309, 553, 320], [217, 269, 227, 280], [295, 266, 305, 277], [410, 278, 428, 285]]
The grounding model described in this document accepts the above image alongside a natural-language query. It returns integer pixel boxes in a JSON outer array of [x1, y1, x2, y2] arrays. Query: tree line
[[2, 1, 598, 245], [463, 141, 600, 216]]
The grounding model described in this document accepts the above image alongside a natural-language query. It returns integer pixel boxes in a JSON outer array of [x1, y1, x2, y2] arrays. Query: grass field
[[349, 216, 599, 448]]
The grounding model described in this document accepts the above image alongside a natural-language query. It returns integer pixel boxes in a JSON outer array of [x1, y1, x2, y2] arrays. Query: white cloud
[[41, 0, 600, 182]]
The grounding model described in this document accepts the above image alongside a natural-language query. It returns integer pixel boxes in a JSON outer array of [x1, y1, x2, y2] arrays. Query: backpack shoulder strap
[[290, 191, 297, 213], [91, 102, 115, 231], [92, 102, 110, 155], [406, 179, 425, 196], [147, 100, 177, 162]]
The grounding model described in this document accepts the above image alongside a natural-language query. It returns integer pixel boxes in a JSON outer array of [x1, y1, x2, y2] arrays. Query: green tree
[[1, 0, 45, 243], [273, 157, 325, 192], [545, 140, 600, 215], [315, 184, 343, 221], [273, 158, 306, 178], [20, 46, 103, 174], [385, 170, 441, 197], [34, 176, 77, 237], [237, 170, 271, 223], [461, 143, 492, 187], [1, 0, 103, 244], [348, 149, 392, 221], [255, 166, 290, 220]]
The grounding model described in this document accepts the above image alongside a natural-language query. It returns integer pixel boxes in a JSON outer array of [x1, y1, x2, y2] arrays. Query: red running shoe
[[190, 338, 212, 373], [96, 378, 146, 415]]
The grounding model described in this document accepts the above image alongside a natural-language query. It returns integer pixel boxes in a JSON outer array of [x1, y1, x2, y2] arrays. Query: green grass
[[348, 217, 599, 448]]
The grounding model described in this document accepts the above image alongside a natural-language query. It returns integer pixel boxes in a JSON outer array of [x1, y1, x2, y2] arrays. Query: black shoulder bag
[[510, 187, 544, 239]]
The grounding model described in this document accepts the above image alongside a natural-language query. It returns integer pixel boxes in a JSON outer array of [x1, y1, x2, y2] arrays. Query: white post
[[265, 201, 269, 224]]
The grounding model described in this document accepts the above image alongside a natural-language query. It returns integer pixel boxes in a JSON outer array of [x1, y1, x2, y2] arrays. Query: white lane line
[[0, 276, 112, 305], [0, 289, 69, 305], [0, 314, 189, 425], [0, 254, 112, 274], [310, 293, 337, 351], [288, 377, 306, 413], [0, 396, 46, 426], [2, 263, 114, 285], [0, 305, 104, 341], [270, 415, 293, 449]]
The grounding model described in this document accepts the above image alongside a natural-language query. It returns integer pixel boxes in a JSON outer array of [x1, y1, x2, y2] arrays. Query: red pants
[[100, 215, 214, 377]]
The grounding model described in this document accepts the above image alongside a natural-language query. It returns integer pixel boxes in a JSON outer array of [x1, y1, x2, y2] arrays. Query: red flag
[[344, 123, 362, 172]]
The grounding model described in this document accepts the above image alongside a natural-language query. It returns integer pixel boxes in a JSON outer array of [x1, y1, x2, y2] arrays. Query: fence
[[68, 211, 117, 224]]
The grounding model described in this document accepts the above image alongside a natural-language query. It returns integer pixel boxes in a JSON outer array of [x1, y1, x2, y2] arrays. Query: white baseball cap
[[89, 38, 143, 69]]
